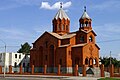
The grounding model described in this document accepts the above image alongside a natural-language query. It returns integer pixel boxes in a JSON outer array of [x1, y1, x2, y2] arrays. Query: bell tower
[[52, 3, 70, 35], [79, 6, 92, 31]]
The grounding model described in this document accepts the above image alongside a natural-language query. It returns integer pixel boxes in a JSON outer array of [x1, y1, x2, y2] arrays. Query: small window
[[19, 55, 21, 59], [89, 36, 93, 42], [80, 36, 84, 42], [15, 54, 17, 58]]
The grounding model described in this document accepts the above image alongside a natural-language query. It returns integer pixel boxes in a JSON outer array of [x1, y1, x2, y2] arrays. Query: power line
[[97, 39, 120, 43]]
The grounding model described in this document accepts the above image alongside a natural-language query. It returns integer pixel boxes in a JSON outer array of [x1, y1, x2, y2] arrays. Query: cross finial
[[84, 6, 86, 12], [60, 2, 62, 8]]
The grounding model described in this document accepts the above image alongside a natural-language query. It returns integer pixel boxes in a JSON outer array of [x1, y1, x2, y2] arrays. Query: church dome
[[80, 6, 90, 19], [54, 8, 70, 20]]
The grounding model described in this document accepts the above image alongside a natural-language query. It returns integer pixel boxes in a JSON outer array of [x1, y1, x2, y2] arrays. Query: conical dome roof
[[54, 8, 70, 20], [81, 11, 90, 19], [80, 6, 90, 19]]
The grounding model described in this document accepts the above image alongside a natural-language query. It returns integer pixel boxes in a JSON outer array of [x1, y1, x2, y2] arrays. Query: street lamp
[[0, 39, 6, 77]]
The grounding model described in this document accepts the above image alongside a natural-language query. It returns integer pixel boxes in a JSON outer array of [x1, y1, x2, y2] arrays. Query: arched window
[[58, 24, 60, 31], [89, 22, 91, 27], [85, 58, 89, 65], [85, 21, 88, 27], [89, 36, 93, 42], [89, 58, 93, 67], [93, 59, 96, 65], [80, 36, 84, 42], [61, 24, 64, 31], [66, 25, 68, 30]]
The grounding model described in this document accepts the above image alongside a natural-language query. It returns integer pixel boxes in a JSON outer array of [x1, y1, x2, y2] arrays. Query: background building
[[0, 52, 30, 72]]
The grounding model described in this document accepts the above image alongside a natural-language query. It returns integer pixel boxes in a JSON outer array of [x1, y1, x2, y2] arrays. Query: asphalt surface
[[0, 74, 100, 80]]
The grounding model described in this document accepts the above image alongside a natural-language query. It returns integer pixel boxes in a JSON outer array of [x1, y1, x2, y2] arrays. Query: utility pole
[[110, 51, 112, 65], [0, 39, 6, 78]]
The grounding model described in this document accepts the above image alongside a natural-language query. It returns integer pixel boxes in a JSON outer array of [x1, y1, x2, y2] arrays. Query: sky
[[0, 0, 120, 59]]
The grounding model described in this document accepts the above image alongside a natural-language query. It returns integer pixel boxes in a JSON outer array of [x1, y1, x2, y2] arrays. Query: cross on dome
[[84, 6, 86, 12], [60, 2, 63, 8]]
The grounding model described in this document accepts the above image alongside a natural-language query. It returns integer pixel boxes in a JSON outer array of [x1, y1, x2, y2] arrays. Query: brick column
[[100, 64, 104, 77], [44, 65, 47, 74], [74, 64, 78, 76], [9, 65, 12, 74], [119, 68, 120, 73], [19, 65, 22, 74], [57, 64, 61, 75], [31, 65, 34, 74], [110, 64, 114, 77], [82, 65, 86, 76], [0, 66, 2, 73]]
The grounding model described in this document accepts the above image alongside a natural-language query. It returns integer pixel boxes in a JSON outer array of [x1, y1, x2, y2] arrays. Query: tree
[[100, 56, 120, 67], [17, 42, 31, 54]]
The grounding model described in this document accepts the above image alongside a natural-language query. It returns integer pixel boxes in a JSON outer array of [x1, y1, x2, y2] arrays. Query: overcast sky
[[0, 0, 120, 59]]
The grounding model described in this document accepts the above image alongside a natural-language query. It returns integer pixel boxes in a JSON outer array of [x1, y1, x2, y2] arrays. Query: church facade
[[30, 6, 100, 73]]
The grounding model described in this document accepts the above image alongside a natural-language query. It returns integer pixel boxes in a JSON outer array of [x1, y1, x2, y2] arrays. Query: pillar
[[100, 64, 104, 77], [19, 65, 22, 74], [74, 64, 78, 76], [44, 65, 47, 74], [31, 65, 34, 74], [9, 65, 12, 74], [0, 66, 2, 73], [119, 68, 120, 73], [82, 65, 86, 76], [57, 64, 61, 75], [110, 64, 114, 77]]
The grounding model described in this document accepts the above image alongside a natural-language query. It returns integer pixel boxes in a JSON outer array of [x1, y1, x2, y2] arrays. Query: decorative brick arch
[[85, 58, 89, 65], [89, 58, 93, 67]]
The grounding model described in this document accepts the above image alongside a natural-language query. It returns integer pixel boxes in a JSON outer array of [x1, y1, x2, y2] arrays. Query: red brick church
[[30, 6, 100, 73]]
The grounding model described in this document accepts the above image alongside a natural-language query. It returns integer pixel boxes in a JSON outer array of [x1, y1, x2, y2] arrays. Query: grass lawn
[[98, 77, 120, 80]]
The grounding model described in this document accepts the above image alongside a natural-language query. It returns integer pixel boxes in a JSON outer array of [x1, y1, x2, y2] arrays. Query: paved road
[[0, 74, 100, 80]]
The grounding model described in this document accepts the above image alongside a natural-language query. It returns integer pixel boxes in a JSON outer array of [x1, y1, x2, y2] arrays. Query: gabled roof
[[72, 43, 87, 47], [62, 33, 76, 39], [34, 31, 76, 44], [59, 44, 70, 47], [48, 32, 62, 39], [48, 32, 76, 39], [80, 29, 97, 36], [95, 44, 100, 50], [54, 8, 70, 20]]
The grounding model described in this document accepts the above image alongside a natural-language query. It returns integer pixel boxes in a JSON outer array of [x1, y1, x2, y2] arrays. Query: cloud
[[40, 1, 72, 10]]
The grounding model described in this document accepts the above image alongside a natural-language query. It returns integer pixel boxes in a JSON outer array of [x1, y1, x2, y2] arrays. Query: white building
[[0, 52, 30, 72]]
